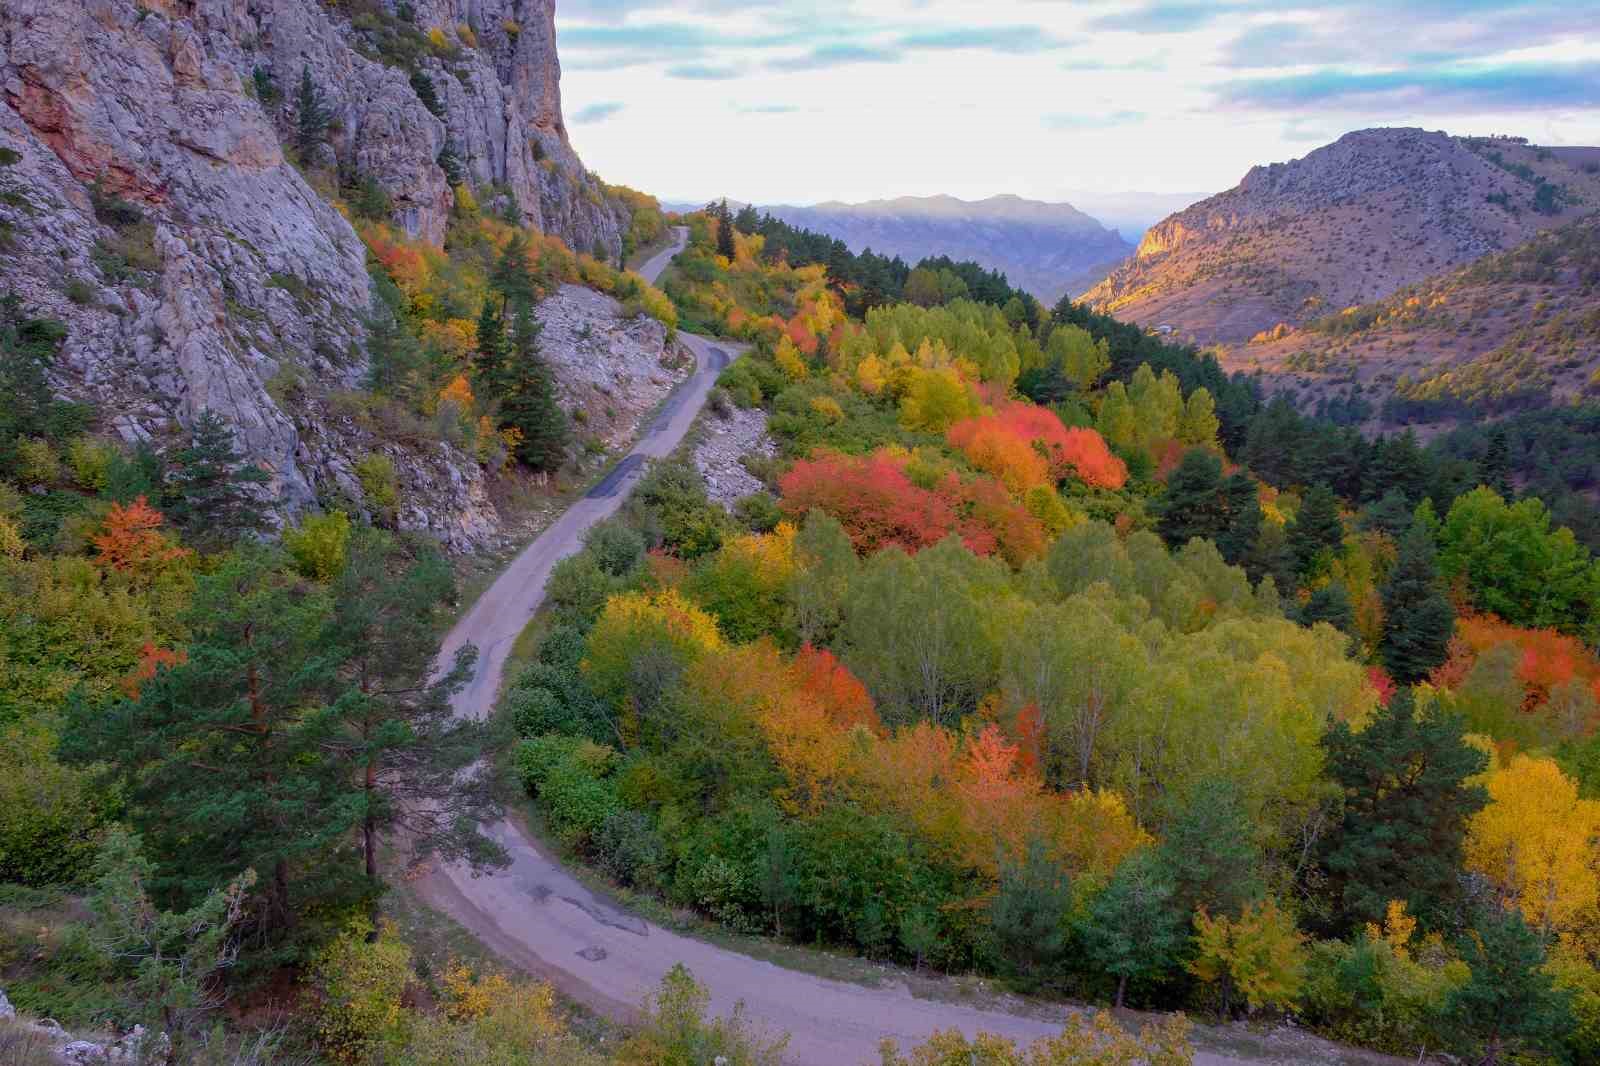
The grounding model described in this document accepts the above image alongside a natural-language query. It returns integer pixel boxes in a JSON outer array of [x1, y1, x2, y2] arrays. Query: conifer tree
[[1216, 472, 1263, 569], [163, 411, 269, 549], [500, 302, 569, 472], [63, 545, 360, 928], [1480, 426, 1514, 499], [474, 297, 506, 393], [1287, 483, 1343, 577], [489, 232, 536, 306], [436, 142, 463, 187], [1318, 687, 1487, 931], [1079, 849, 1184, 1008], [1157, 779, 1262, 920], [1155, 448, 1226, 548], [1381, 521, 1455, 684], [321, 528, 504, 882], [715, 199, 737, 260], [1296, 580, 1354, 636], [294, 66, 332, 159], [989, 838, 1072, 988], [1447, 906, 1574, 1064]]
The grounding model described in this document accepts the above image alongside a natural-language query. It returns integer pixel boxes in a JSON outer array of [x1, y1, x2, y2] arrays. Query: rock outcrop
[[0, 0, 647, 550], [695, 404, 776, 508], [1082, 128, 1600, 348]]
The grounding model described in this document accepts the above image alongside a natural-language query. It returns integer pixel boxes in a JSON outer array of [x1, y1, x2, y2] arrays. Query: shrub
[[355, 453, 399, 511], [313, 917, 411, 1064], [65, 438, 114, 491], [594, 809, 665, 890], [584, 519, 645, 577], [508, 685, 565, 738], [12, 437, 61, 487], [283, 510, 351, 582], [734, 492, 782, 533]]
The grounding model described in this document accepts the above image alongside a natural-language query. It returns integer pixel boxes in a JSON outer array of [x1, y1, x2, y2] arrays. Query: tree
[[1157, 779, 1263, 920], [1446, 906, 1574, 1065], [294, 66, 332, 159], [1287, 484, 1344, 577], [92, 496, 190, 577], [473, 297, 506, 392], [436, 142, 463, 186], [1079, 849, 1185, 1008], [715, 200, 738, 260], [989, 837, 1072, 988], [85, 827, 254, 1059], [498, 302, 569, 472], [1296, 580, 1354, 636], [163, 410, 269, 549], [63, 545, 361, 928], [1189, 898, 1307, 1018], [1380, 521, 1455, 684], [1480, 426, 1513, 499], [488, 232, 536, 307], [733, 203, 760, 234], [1318, 687, 1488, 931], [323, 528, 505, 882], [1216, 473, 1263, 569], [1156, 448, 1227, 548]]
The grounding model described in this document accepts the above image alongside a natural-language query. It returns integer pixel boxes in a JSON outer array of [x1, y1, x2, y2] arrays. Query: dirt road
[[418, 230, 1394, 1066]]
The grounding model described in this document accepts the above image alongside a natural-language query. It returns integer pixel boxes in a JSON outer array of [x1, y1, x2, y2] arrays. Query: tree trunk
[[364, 760, 378, 881], [1116, 974, 1128, 1010]]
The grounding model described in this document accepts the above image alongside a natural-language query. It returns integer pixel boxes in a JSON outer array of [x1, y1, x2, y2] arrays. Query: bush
[[12, 438, 60, 487], [594, 808, 665, 890], [541, 750, 622, 851], [734, 492, 782, 533], [65, 438, 114, 492], [355, 453, 400, 511], [313, 916, 411, 1064], [283, 510, 352, 582], [584, 519, 645, 578]]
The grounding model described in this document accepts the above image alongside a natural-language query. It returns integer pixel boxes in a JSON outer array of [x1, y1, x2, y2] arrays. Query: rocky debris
[[0, 985, 13, 1020], [536, 284, 690, 450], [58, 1026, 168, 1064], [695, 404, 776, 508], [0, 0, 646, 551]]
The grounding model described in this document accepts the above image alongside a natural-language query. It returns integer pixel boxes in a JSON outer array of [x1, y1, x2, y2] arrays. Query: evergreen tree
[[1287, 483, 1344, 577], [733, 203, 760, 234], [1296, 580, 1354, 636], [1079, 849, 1185, 1008], [1480, 426, 1514, 499], [473, 297, 507, 394], [1380, 521, 1455, 684], [1318, 687, 1487, 932], [1155, 448, 1227, 548], [408, 70, 444, 117], [436, 142, 463, 187], [0, 294, 88, 466], [989, 838, 1072, 988], [1216, 472, 1263, 569], [322, 528, 505, 882], [488, 232, 536, 306], [1157, 779, 1262, 920], [1447, 906, 1574, 1065], [293, 66, 332, 160], [1359, 488, 1414, 538], [364, 300, 428, 402], [63, 546, 361, 928], [500, 302, 569, 472], [715, 199, 738, 260], [163, 411, 269, 548]]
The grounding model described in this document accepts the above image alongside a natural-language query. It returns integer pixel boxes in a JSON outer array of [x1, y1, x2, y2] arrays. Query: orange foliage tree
[[93, 497, 191, 576]]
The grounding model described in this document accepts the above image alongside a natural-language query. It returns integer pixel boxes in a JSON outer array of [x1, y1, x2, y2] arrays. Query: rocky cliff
[[0, 0, 645, 549], [1082, 128, 1600, 348]]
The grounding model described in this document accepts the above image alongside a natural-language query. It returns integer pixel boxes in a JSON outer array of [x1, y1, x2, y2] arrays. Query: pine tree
[[1318, 687, 1487, 932], [1216, 472, 1263, 569], [163, 410, 269, 548], [473, 298, 507, 394], [989, 838, 1072, 989], [1359, 488, 1414, 538], [321, 528, 505, 883], [1447, 906, 1574, 1064], [733, 203, 760, 234], [1155, 448, 1226, 548], [1381, 521, 1455, 684], [1157, 779, 1263, 920], [1296, 580, 1354, 636], [294, 66, 332, 160], [715, 199, 737, 260], [1079, 849, 1184, 1008], [1287, 483, 1344, 577], [500, 302, 569, 472], [436, 142, 463, 186], [488, 232, 536, 306], [62, 546, 361, 929], [1480, 426, 1514, 499], [408, 70, 444, 117]]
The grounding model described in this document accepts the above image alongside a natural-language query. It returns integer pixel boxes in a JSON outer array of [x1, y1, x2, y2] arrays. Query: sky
[[554, 0, 1600, 214]]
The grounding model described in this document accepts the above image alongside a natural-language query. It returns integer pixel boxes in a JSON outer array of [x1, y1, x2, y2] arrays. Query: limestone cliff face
[[0, 0, 641, 550]]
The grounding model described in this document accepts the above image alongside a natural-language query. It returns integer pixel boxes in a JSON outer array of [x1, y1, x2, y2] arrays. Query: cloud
[[769, 43, 902, 71], [668, 63, 743, 80], [572, 101, 626, 124], [1216, 63, 1600, 113], [895, 25, 1078, 54], [1087, 1, 1258, 34], [739, 104, 802, 114], [1044, 110, 1147, 130]]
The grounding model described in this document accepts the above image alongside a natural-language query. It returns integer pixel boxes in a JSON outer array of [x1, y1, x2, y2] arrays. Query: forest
[[504, 206, 1600, 1063], [5, 191, 1600, 1066]]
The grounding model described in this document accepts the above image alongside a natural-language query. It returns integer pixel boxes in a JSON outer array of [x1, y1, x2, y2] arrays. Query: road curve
[[417, 231, 1355, 1066]]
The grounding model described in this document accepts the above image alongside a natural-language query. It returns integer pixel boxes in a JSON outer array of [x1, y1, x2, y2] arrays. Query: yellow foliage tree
[[899, 366, 980, 433], [1465, 754, 1600, 934], [1190, 898, 1308, 1016], [313, 917, 411, 1063]]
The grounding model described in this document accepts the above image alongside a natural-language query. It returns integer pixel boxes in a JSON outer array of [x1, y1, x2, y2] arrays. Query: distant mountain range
[[665, 194, 1142, 303], [1079, 128, 1600, 425], [761, 194, 1133, 303]]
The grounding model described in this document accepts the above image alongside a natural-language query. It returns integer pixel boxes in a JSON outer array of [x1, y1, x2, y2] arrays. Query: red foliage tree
[[93, 496, 191, 575], [791, 644, 881, 733]]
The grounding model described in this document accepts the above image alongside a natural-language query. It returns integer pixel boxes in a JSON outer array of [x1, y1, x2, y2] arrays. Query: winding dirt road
[[417, 230, 1386, 1066]]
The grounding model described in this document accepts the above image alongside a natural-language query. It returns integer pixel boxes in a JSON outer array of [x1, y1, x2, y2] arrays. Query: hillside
[[1083, 128, 1600, 348], [0, 0, 665, 547], [1232, 212, 1600, 424], [765, 193, 1133, 302]]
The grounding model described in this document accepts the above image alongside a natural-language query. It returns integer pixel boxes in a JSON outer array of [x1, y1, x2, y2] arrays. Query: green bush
[[584, 519, 645, 578], [283, 510, 352, 582], [595, 808, 665, 891], [508, 684, 565, 738], [541, 752, 622, 851], [734, 492, 782, 533], [355, 453, 400, 511]]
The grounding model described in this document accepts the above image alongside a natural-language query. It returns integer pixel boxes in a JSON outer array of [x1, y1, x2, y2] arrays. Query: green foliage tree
[[1080, 849, 1185, 1008], [0, 294, 87, 473], [1318, 688, 1488, 932], [322, 527, 504, 882], [294, 66, 332, 159], [1296, 580, 1354, 637], [1156, 779, 1263, 920], [162, 410, 269, 549], [499, 302, 570, 473], [1287, 484, 1344, 577], [409, 69, 444, 117], [1380, 521, 1455, 684], [1447, 906, 1574, 1065], [63, 545, 360, 928], [989, 838, 1072, 988], [1156, 449, 1227, 548], [715, 200, 738, 260], [1216, 472, 1263, 570]]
